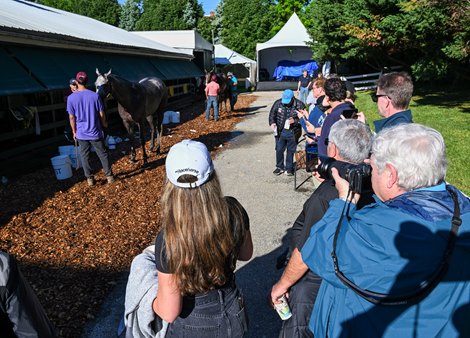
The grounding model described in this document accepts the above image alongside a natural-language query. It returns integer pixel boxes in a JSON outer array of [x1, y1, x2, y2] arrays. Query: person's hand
[[288, 117, 294, 124], [270, 123, 277, 132], [298, 108, 309, 118], [271, 282, 289, 308], [312, 168, 325, 183], [356, 111, 366, 123], [331, 168, 360, 203]]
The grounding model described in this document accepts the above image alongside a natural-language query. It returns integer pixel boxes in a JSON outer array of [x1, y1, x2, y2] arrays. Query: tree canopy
[[135, 0, 203, 31], [36, 0, 469, 81], [305, 0, 469, 80]]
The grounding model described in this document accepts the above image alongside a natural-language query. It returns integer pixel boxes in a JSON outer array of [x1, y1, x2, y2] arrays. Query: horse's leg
[[126, 122, 138, 163], [147, 115, 156, 153], [138, 122, 149, 166]]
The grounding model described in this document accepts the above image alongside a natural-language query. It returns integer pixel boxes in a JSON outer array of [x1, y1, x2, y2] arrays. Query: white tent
[[256, 12, 313, 82], [131, 30, 213, 71], [214, 44, 256, 86]]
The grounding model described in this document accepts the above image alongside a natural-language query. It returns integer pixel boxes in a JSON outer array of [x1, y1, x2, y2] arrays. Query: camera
[[316, 157, 372, 193], [341, 108, 358, 119]]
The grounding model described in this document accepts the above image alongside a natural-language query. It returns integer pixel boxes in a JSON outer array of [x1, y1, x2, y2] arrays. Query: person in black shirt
[[297, 69, 312, 104], [152, 140, 253, 338]]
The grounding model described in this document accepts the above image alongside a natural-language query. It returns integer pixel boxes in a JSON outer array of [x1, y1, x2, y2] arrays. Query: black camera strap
[[331, 186, 462, 306]]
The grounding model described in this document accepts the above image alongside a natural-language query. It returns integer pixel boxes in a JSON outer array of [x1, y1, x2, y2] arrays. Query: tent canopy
[[256, 13, 313, 82], [214, 44, 256, 87], [214, 44, 255, 66], [256, 13, 310, 52]]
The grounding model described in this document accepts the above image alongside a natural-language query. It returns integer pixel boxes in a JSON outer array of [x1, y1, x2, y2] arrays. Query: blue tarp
[[273, 60, 318, 81]]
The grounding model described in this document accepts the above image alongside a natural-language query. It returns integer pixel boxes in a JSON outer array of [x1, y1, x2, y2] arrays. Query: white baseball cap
[[166, 140, 214, 188]]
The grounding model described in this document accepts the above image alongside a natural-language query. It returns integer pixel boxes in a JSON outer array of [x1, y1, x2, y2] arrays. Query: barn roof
[[0, 0, 191, 59]]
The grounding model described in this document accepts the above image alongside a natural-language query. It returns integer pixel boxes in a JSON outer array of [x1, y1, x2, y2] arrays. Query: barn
[[0, 0, 203, 177]]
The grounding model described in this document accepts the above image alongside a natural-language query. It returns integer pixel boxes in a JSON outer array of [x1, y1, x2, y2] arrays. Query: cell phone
[[342, 108, 358, 119]]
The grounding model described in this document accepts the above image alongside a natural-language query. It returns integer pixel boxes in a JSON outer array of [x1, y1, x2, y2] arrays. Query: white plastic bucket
[[163, 111, 172, 124], [50, 155, 72, 180], [58, 145, 81, 169], [171, 111, 180, 124]]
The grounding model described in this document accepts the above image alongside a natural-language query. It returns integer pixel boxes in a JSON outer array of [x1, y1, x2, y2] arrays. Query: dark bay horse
[[95, 69, 168, 165], [205, 71, 230, 113]]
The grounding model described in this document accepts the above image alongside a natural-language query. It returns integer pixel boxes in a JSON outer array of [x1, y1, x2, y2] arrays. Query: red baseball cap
[[75, 71, 88, 84]]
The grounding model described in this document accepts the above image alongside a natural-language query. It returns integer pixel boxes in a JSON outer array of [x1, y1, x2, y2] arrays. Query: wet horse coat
[[95, 69, 168, 165]]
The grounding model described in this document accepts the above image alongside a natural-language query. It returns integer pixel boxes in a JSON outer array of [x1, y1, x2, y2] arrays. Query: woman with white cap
[[152, 139, 253, 337]]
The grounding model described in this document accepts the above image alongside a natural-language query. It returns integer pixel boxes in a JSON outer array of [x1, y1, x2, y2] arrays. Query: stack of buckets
[[50, 145, 81, 180]]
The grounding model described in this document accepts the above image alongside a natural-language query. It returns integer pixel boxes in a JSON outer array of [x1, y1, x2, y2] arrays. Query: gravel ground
[[81, 91, 317, 338]]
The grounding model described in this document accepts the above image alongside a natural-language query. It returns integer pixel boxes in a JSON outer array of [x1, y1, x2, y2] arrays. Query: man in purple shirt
[[67, 71, 115, 186]]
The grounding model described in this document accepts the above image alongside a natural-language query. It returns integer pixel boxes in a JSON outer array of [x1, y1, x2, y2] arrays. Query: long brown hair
[[161, 172, 235, 295]]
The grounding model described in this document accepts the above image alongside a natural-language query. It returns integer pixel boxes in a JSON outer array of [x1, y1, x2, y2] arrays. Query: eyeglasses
[[371, 93, 389, 103]]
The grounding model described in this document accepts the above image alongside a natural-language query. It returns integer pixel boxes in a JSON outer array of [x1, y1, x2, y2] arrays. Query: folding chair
[[294, 139, 318, 190]]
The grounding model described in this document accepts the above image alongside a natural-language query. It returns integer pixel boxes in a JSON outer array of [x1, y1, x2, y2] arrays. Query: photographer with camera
[[269, 89, 305, 176], [271, 119, 374, 338], [317, 77, 357, 160], [300, 123, 470, 337]]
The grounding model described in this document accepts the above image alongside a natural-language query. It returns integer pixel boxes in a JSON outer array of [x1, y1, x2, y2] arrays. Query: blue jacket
[[301, 184, 470, 337], [373, 110, 413, 133]]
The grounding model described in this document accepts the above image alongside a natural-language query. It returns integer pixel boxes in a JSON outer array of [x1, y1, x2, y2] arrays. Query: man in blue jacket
[[296, 123, 469, 337]]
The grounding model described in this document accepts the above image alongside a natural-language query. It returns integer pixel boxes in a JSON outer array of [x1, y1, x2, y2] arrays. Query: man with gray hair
[[271, 119, 374, 338], [299, 123, 470, 337], [372, 71, 414, 132]]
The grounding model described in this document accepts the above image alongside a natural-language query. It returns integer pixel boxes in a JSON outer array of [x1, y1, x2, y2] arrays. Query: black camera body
[[341, 108, 358, 119], [317, 157, 372, 193]]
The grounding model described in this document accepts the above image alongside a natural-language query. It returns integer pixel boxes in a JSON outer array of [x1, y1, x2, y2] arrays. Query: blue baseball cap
[[281, 89, 294, 104]]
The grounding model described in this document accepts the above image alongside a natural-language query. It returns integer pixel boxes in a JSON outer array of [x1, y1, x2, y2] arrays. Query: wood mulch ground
[[0, 93, 257, 337]]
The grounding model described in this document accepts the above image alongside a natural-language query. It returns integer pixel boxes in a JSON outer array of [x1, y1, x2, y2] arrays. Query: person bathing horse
[[205, 71, 230, 114], [95, 69, 168, 166]]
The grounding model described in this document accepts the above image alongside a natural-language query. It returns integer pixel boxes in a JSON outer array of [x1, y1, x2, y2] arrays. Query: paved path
[[81, 91, 317, 338]]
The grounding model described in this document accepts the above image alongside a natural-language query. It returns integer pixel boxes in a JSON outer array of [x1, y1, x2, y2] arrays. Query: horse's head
[[95, 68, 112, 100]]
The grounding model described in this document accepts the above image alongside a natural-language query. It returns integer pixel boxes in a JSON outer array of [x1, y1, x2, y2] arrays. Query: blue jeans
[[276, 130, 297, 172], [165, 284, 248, 338], [206, 96, 219, 120], [77, 139, 113, 178], [300, 87, 309, 104]]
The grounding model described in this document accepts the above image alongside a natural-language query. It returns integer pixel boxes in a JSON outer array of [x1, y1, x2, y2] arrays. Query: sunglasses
[[371, 93, 389, 103]]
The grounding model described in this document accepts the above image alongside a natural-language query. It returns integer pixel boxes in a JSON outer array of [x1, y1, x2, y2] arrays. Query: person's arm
[[68, 114, 77, 140], [99, 111, 108, 128], [238, 230, 253, 261], [269, 102, 278, 130], [271, 248, 308, 304], [152, 271, 183, 323], [297, 80, 301, 92]]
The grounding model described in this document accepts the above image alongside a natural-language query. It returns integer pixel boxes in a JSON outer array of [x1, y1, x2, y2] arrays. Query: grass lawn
[[355, 88, 470, 196]]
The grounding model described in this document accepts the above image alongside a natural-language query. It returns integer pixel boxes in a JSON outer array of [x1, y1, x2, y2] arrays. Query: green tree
[[305, 0, 469, 81], [135, 0, 203, 30], [272, 0, 311, 34], [219, 0, 277, 59], [197, 16, 215, 43], [119, 0, 141, 31]]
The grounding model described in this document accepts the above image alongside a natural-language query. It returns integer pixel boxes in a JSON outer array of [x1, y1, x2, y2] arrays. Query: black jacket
[[0, 252, 57, 338], [268, 98, 305, 140]]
